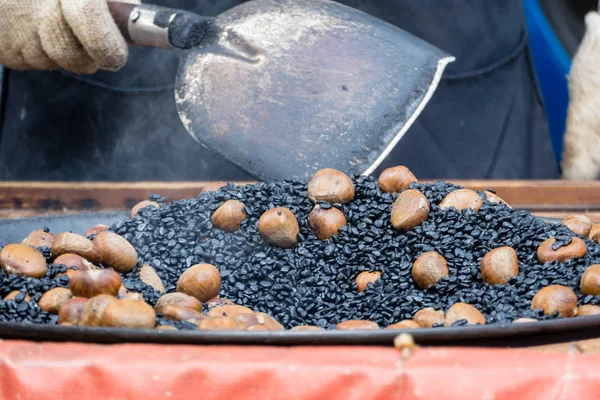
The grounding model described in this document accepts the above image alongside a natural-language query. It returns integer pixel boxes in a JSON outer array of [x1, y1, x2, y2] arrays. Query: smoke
[[0, 0, 253, 182], [84, 0, 253, 182]]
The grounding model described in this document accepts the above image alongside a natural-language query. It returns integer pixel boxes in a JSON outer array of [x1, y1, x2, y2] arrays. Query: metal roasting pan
[[0, 212, 599, 347]]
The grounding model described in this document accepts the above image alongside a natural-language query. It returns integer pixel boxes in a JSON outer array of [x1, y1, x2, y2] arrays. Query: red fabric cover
[[0, 341, 597, 399]]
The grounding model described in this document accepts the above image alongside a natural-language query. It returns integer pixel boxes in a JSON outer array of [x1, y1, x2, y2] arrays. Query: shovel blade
[[176, 0, 454, 181]]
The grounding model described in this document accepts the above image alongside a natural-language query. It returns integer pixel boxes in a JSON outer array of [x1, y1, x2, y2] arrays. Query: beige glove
[[0, 0, 134, 74], [561, 12, 600, 180]]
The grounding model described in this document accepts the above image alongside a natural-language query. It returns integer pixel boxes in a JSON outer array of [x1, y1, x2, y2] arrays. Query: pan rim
[[0, 214, 583, 347], [0, 314, 599, 347]]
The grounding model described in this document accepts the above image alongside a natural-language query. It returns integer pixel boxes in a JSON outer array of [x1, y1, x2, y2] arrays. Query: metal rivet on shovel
[[130, 10, 140, 23]]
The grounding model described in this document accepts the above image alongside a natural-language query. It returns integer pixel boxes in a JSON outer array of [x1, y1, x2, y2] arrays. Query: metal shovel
[[108, 0, 454, 181]]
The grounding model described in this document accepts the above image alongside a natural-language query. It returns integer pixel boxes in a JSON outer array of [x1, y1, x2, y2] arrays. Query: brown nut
[[38, 288, 72, 314], [160, 304, 207, 323], [201, 181, 228, 194], [118, 288, 144, 302], [54, 254, 93, 271], [531, 285, 577, 317], [247, 325, 269, 331], [258, 208, 300, 249], [211, 200, 246, 232], [156, 325, 177, 331], [70, 269, 122, 298], [390, 189, 430, 231], [580, 265, 600, 295], [56, 269, 80, 280], [480, 247, 519, 285], [589, 224, 600, 242], [3, 290, 31, 303], [307, 168, 355, 204], [562, 215, 592, 237], [537, 237, 587, 263], [512, 318, 538, 324], [412, 252, 449, 289], [308, 206, 347, 240], [177, 264, 221, 303], [439, 189, 483, 212], [207, 305, 253, 318], [57, 297, 88, 325], [51, 232, 100, 263], [197, 316, 244, 330], [84, 224, 109, 237], [0, 244, 47, 278], [445, 303, 486, 326], [254, 312, 284, 331], [130, 200, 160, 218], [483, 191, 511, 207], [22, 229, 55, 249], [234, 313, 263, 329], [139, 265, 165, 293], [101, 299, 156, 329], [117, 285, 131, 300], [577, 305, 600, 317], [290, 325, 325, 332], [355, 271, 381, 293], [154, 293, 203, 313], [386, 320, 421, 330], [206, 297, 235, 309], [378, 165, 418, 193], [80, 259, 98, 270], [79, 295, 117, 327], [93, 231, 138, 273], [336, 320, 379, 330], [413, 308, 445, 328]]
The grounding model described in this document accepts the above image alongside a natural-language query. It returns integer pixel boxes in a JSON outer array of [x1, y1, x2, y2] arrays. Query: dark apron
[[0, 0, 559, 181]]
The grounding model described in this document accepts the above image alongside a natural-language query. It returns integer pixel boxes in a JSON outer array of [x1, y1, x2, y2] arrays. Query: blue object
[[523, 0, 572, 165]]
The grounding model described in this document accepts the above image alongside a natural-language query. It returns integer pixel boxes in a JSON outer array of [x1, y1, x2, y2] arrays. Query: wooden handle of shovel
[[107, 2, 137, 44]]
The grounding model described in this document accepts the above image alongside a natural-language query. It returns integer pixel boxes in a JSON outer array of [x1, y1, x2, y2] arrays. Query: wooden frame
[[0, 180, 598, 219]]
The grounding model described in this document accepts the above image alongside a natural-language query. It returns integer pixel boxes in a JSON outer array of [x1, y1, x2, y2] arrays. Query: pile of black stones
[[2, 176, 600, 329]]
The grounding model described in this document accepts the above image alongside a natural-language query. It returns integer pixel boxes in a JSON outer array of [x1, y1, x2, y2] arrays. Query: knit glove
[[562, 12, 600, 180], [0, 0, 136, 74]]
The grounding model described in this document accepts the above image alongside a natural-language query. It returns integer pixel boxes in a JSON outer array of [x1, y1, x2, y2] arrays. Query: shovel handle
[[107, 2, 217, 50]]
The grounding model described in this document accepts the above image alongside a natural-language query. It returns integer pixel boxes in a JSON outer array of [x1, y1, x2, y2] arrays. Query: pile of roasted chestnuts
[[1, 165, 600, 332]]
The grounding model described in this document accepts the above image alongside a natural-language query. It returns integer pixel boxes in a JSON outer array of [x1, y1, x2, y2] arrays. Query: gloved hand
[[561, 12, 600, 180], [0, 0, 136, 75]]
